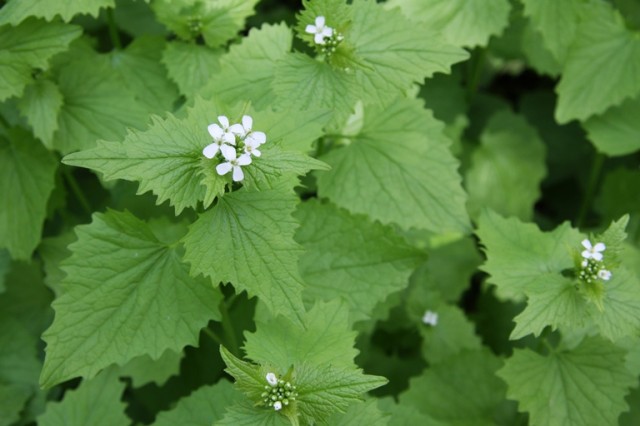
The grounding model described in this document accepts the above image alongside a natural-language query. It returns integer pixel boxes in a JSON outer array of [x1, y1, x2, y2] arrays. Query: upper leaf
[[498, 337, 637, 426], [584, 95, 640, 156], [476, 210, 582, 300], [243, 299, 359, 369], [0, 128, 57, 260], [17, 79, 64, 148], [294, 200, 426, 323], [152, 0, 258, 48], [399, 349, 507, 426], [40, 210, 223, 388], [182, 182, 306, 322], [317, 97, 470, 234], [0, 18, 81, 101], [555, 1, 640, 123], [38, 369, 128, 426], [520, 0, 584, 64], [0, 0, 114, 24], [387, 0, 511, 48], [466, 111, 546, 221], [162, 41, 222, 99], [52, 56, 151, 153], [203, 23, 292, 111]]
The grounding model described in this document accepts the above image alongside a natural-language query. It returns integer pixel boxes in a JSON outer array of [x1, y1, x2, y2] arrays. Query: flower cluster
[[202, 115, 266, 182], [305, 16, 344, 55], [578, 239, 612, 283], [422, 310, 438, 327], [261, 372, 298, 411]]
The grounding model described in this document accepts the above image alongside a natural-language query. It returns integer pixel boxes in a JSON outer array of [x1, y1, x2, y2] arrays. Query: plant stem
[[62, 167, 92, 216], [202, 327, 225, 346], [220, 298, 240, 356], [106, 8, 122, 50], [466, 47, 486, 100], [576, 152, 605, 228]]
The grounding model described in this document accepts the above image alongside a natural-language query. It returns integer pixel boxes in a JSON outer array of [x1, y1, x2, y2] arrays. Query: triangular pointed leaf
[[40, 210, 223, 388], [17, 79, 64, 148], [162, 41, 222, 98], [0, 0, 114, 25]]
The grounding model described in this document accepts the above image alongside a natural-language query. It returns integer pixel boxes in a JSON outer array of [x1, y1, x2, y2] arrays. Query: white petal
[[592, 252, 604, 262], [594, 242, 606, 252], [316, 16, 325, 28], [581, 239, 592, 250], [314, 33, 326, 44], [222, 132, 237, 145], [273, 401, 282, 411], [252, 148, 261, 157], [232, 166, 244, 182], [581, 250, 592, 259], [229, 123, 245, 136], [208, 124, 223, 139], [247, 131, 266, 145], [202, 143, 219, 159], [218, 115, 229, 129], [322, 27, 333, 38], [216, 162, 232, 176], [242, 115, 253, 131], [220, 144, 237, 160], [266, 373, 278, 386], [305, 24, 317, 34], [237, 153, 252, 166]]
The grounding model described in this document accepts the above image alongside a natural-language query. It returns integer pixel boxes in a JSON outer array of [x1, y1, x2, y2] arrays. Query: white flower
[[273, 401, 283, 411], [305, 16, 333, 45], [422, 310, 438, 326], [216, 149, 252, 182], [581, 260, 588, 268], [598, 269, 612, 281], [266, 372, 278, 387], [581, 239, 606, 261], [203, 122, 236, 159], [244, 138, 262, 157], [230, 115, 267, 148]]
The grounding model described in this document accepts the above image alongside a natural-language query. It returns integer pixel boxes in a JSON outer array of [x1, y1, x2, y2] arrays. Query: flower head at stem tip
[[422, 310, 438, 326], [266, 372, 278, 386], [305, 16, 333, 45], [581, 239, 605, 261]]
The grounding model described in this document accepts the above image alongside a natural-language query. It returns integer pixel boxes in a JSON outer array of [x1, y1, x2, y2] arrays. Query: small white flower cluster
[[202, 115, 266, 182], [422, 310, 438, 327], [262, 372, 297, 411], [578, 239, 612, 283], [305, 16, 344, 55]]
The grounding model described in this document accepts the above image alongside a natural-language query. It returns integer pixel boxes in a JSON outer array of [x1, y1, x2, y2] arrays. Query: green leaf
[[466, 111, 546, 221], [40, 210, 223, 388], [162, 41, 222, 98], [294, 200, 425, 323], [387, 0, 511, 48], [498, 337, 637, 426], [39, 232, 75, 297], [18, 79, 64, 148], [273, 53, 359, 125], [118, 350, 182, 387], [584, 96, 640, 156], [216, 399, 289, 426], [152, 0, 258, 48], [0, 250, 9, 293], [0, 128, 57, 260], [0, 18, 81, 101], [348, 0, 469, 103], [555, 1, 640, 123], [38, 368, 128, 426], [328, 400, 389, 426], [103, 36, 179, 113], [154, 380, 244, 426], [476, 210, 582, 300], [243, 300, 359, 369], [520, 0, 584, 64], [595, 167, 640, 222], [52, 57, 151, 153], [0, 0, 114, 25], [182, 183, 306, 321], [317, 97, 470, 234], [400, 349, 507, 426], [203, 23, 292, 111], [0, 383, 31, 426]]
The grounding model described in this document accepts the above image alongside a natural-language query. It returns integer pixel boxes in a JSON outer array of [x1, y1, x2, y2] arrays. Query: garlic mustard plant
[[202, 114, 267, 182], [578, 239, 612, 283]]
